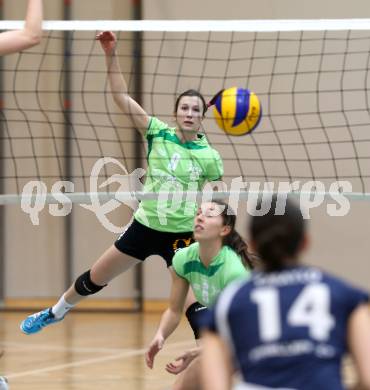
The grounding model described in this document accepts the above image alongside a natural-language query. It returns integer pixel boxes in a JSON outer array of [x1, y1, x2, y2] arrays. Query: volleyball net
[[1, 19, 370, 204]]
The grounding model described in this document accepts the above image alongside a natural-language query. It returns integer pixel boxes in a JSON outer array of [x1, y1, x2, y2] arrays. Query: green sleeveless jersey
[[172, 242, 249, 306], [134, 117, 224, 232]]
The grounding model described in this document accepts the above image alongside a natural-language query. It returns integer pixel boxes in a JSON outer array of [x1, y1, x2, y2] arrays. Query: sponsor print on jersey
[[172, 237, 193, 253]]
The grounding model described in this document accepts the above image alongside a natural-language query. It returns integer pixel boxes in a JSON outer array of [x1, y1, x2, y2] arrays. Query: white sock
[[51, 294, 74, 319]]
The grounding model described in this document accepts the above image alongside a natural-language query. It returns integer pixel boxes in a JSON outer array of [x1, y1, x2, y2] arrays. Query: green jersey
[[172, 242, 249, 306], [134, 116, 224, 232]]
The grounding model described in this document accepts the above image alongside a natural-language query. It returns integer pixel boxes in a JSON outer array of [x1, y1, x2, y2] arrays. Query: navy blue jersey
[[201, 266, 369, 390]]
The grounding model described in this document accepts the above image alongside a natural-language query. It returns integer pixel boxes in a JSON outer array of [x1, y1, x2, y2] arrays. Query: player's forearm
[[349, 383, 370, 390], [156, 308, 182, 340], [202, 377, 228, 390], [23, 0, 43, 45], [201, 362, 230, 390], [201, 333, 232, 390], [105, 51, 129, 100], [186, 347, 202, 362], [0, 0, 42, 55]]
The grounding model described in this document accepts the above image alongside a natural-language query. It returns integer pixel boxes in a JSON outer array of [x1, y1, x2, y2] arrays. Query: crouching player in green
[[145, 200, 254, 390]]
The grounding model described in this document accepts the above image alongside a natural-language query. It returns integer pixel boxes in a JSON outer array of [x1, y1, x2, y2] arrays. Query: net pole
[[132, 0, 144, 312], [0, 1, 5, 306], [63, 0, 73, 290]]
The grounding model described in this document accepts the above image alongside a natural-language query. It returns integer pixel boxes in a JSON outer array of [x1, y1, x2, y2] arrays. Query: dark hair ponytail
[[223, 229, 254, 270], [249, 195, 305, 272], [213, 200, 254, 270]]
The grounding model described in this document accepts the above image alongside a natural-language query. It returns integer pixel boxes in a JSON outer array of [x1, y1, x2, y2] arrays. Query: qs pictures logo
[[21, 158, 146, 233]]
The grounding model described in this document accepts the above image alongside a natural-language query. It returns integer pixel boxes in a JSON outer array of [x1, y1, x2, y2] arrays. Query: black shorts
[[114, 218, 194, 267]]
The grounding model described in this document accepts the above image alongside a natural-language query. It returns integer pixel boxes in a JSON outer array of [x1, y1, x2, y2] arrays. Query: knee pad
[[74, 270, 107, 296], [185, 301, 208, 339]]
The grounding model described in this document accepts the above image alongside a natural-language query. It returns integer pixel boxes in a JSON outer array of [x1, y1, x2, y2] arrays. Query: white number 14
[[251, 283, 335, 342]]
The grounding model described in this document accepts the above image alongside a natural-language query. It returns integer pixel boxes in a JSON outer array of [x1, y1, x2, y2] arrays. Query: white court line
[[0, 341, 132, 354], [5, 340, 194, 380]]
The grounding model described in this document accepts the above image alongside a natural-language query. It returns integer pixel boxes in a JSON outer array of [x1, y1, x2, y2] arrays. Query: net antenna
[[1, 19, 370, 206]]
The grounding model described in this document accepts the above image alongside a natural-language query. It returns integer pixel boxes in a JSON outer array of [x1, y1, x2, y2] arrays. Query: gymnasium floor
[[0, 311, 358, 390], [0, 312, 195, 390]]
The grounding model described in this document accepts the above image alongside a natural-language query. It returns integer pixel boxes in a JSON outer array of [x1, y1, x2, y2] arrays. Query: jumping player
[[20, 31, 224, 337]]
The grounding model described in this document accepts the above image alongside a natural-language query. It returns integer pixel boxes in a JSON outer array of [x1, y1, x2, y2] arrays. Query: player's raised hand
[[96, 31, 117, 56]]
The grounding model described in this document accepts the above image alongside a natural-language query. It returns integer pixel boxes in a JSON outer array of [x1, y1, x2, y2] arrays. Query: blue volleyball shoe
[[0, 376, 8, 390], [20, 308, 64, 335]]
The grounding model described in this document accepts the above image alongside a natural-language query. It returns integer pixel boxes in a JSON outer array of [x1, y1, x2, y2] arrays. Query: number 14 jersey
[[203, 266, 369, 390]]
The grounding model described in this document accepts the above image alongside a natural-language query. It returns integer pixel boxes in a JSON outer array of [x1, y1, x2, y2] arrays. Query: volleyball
[[213, 87, 262, 136]]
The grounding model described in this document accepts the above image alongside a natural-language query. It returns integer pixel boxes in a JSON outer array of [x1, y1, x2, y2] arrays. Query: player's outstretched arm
[[0, 0, 43, 55], [348, 304, 370, 390], [200, 331, 233, 390], [145, 269, 189, 369], [97, 31, 149, 136]]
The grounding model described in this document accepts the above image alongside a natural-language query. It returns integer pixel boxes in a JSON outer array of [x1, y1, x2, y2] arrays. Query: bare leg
[[64, 245, 140, 305], [20, 245, 141, 334]]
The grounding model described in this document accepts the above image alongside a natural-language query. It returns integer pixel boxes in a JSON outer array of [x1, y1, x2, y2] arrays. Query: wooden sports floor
[[0, 311, 357, 390], [0, 311, 195, 390]]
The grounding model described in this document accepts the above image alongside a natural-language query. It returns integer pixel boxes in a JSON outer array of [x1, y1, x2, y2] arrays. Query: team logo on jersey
[[168, 153, 181, 171], [172, 237, 193, 253], [188, 163, 202, 181]]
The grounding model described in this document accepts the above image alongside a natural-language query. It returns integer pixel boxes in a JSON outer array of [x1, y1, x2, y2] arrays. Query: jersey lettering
[[251, 283, 335, 342]]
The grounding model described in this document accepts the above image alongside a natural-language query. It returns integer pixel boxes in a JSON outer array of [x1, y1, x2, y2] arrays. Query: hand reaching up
[[96, 31, 117, 56]]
